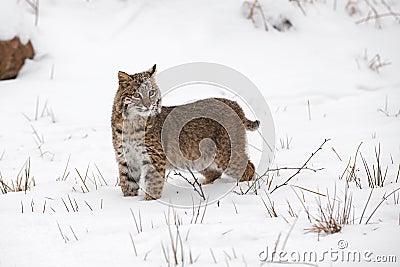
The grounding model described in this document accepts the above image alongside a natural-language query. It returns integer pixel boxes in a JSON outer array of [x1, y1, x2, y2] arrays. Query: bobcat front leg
[[119, 160, 141, 197], [143, 154, 166, 200]]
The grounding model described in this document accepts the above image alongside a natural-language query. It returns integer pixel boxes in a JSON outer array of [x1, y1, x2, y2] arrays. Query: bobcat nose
[[142, 99, 151, 109]]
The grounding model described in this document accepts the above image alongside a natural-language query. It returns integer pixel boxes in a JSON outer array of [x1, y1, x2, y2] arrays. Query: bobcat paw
[[144, 193, 161, 201]]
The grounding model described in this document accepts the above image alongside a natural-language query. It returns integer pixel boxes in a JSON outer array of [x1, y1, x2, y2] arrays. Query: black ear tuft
[[148, 64, 157, 77], [118, 71, 131, 83]]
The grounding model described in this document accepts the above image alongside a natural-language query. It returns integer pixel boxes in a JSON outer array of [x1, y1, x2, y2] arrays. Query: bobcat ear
[[148, 64, 157, 77], [118, 71, 131, 83]]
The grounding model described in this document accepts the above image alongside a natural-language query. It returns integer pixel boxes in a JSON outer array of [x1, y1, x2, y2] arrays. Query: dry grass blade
[[57, 222, 67, 243], [57, 155, 70, 181], [130, 208, 143, 234], [290, 186, 312, 223], [232, 200, 238, 214], [261, 192, 278, 217], [381, 0, 400, 23], [290, 0, 307, 16], [161, 242, 170, 265], [210, 248, 217, 264], [61, 197, 70, 212], [67, 194, 76, 212], [365, 187, 400, 224], [189, 197, 208, 224], [291, 185, 327, 197], [359, 188, 374, 224], [143, 250, 151, 261], [360, 144, 387, 188], [94, 163, 108, 186], [75, 168, 89, 193], [345, 142, 363, 188], [356, 12, 400, 24], [331, 147, 343, 161], [286, 200, 297, 218], [0, 172, 13, 194], [243, 0, 269, 31], [281, 216, 299, 251], [69, 225, 78, 241], [129, 233, 138, 256], [84, 200, 93, 211], [25, 0, 39, 26]]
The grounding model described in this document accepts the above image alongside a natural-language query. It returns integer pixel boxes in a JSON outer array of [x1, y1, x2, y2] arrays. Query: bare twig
[[174, 169, 206, 200], [270, 139, 330, 193]]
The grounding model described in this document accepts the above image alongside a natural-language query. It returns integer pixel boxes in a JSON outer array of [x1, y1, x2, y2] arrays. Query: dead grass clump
[[341, 143, 394, 188], [361, 144, 387, 188], [0, 158, 36, 194], [356, 49, 391, 74], [243, 0, 269, 31], [71, 163, 108, 193], [306, 184, 353, 235], [346, 0, 400, 27], [243, 0, 295, 32]]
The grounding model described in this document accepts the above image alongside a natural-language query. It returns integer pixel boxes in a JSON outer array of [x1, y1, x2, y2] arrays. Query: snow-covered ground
[[0, 0, 399, 266]]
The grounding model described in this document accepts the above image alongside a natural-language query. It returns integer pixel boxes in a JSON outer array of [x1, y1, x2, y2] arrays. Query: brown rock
[[0, 37, 34, 80]]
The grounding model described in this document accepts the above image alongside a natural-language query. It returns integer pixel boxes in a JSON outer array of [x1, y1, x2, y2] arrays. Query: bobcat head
[[117, 64, 161, 118]]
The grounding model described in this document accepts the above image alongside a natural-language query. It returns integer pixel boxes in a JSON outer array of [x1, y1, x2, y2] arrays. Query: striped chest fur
[[120, 119, 147, 175]]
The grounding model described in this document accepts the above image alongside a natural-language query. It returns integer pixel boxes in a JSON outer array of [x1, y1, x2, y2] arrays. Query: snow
[[0, 0, 400, 266], [0, 0, 36, 43]]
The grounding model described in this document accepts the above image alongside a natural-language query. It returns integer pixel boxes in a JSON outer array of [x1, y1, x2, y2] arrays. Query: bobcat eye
[[149, 90, 156, 97], [133, 92, 141, 98]]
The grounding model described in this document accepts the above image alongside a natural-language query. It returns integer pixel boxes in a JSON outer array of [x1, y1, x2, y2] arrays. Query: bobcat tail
[[244, 118, 260, 131], [213, 98, 260, 132]]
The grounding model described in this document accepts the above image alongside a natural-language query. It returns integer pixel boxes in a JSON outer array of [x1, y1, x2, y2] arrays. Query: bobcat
[[111, 65, 260, 200]]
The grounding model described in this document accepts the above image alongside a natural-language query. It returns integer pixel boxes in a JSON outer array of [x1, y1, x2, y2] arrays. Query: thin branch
[[174, 169, 206, 200], [270, 139, 330, 193]]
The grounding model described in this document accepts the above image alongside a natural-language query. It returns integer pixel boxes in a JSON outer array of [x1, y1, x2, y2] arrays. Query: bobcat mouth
[[136, 106, 155, 116]]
